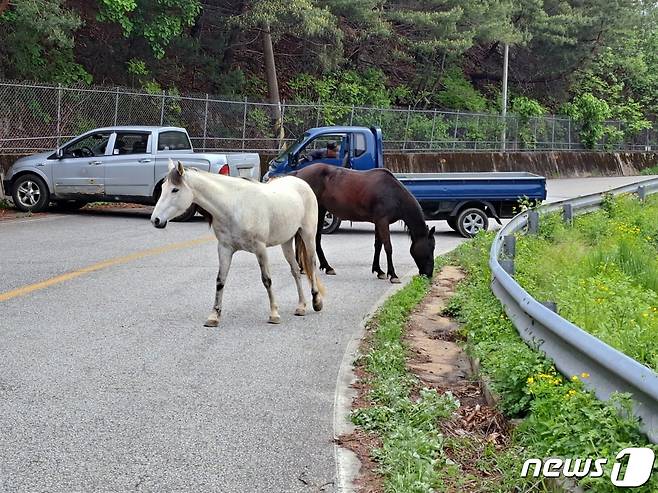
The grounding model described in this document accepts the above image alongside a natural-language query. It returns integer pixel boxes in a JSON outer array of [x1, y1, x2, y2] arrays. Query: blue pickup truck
[[264, 126, 546, 237]]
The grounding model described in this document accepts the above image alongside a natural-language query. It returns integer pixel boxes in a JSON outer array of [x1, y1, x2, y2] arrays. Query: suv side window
[[158, 131, 192, 151], [354, 133, 367, 157], [111, 132, 150, 155], [61, 132, 111, 158]]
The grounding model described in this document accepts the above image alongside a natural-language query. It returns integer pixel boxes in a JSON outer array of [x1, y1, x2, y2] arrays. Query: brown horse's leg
[[375, 220, 399, 283], [372, 231, 386, 279], [316, 207, 336, 275]]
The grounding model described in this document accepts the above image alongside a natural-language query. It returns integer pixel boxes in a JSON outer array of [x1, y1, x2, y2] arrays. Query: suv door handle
[[139, 158, 152, 163], [90, 161, 103, 166]]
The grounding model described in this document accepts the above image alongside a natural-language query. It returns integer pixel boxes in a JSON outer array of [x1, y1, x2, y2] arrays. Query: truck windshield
[[273, 133, 309, 164]]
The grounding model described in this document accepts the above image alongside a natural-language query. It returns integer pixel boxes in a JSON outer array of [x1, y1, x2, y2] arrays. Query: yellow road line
[[0, 235, 214, 302]]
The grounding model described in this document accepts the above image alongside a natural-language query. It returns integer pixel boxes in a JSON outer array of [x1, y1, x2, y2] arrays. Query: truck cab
[[263, 126, 383, 181]]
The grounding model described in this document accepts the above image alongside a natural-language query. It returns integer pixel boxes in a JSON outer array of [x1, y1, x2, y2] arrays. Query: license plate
[[238, 168, 252, 178]]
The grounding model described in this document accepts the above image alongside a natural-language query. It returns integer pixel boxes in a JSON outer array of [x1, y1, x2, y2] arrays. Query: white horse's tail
[[295, 232, 326, 297]]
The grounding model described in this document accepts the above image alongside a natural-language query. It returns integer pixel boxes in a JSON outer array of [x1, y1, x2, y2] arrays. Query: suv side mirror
[[56, 148, 63, 159]]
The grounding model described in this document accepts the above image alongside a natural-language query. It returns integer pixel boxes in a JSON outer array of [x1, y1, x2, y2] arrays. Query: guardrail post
[[503, 235, 516, 258], [500, 259, 515, 276], [527, 211, 539, 234], [541, 301, 558, 313], [563, 203, 573, 224], [638, 185, 647, 202]]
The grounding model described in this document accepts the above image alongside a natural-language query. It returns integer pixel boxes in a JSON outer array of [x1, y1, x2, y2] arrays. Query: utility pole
[[501, 43, 509, 152]]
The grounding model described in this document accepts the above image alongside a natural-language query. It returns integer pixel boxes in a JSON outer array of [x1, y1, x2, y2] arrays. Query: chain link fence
[[1, 80, 656, 155]]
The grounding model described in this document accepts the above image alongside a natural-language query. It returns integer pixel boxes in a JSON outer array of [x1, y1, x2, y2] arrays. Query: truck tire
[[457, 207, 489, 238], [12, 174, 50, 212], [446, 216, 458, 232], [322, 211, 341, 234], [172, 204, 197, 222]]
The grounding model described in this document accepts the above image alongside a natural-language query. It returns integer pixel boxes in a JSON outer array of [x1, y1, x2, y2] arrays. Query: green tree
[[97, 0, 202, 59], [0, 0, 90, 83]]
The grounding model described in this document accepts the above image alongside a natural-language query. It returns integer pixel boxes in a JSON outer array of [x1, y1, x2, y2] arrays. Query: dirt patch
[[340, 266, 512, 492], [83, 202, 148, 210]]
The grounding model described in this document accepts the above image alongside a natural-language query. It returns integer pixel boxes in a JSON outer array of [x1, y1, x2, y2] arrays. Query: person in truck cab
[[305, 141, 339, 161]]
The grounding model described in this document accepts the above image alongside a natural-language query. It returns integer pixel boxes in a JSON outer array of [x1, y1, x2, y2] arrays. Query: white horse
[[151, 160, 325, 326]]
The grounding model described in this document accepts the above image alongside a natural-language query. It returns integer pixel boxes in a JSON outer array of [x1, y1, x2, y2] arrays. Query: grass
[[514, 194, 658, 370], [350, 259, 536, 492], [0, 198, 12, 209], [640, 165, 658, 175], [447, 200, 658, 491]]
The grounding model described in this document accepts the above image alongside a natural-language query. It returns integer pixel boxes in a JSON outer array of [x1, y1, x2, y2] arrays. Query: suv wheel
[[12, 174, 50, 212]]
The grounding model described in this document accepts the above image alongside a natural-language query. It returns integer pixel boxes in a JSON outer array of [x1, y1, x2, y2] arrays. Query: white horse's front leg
[[255, 243, 280, 324], [281, 238, 306, 316], [204, 245, 234, 327]]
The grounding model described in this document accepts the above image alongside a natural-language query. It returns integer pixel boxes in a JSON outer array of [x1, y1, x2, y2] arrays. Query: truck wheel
[[322, 211, 341, 234], [12, 174, 50, 212], [457, 208, 489, 238], [172, 204, 197, 222]]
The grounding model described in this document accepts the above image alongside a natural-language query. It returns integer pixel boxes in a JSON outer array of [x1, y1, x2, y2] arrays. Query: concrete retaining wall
[[3, 151, 657, 180]]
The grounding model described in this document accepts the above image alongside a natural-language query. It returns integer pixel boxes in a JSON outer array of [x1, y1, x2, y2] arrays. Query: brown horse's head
[[410, 226, 436, 278]]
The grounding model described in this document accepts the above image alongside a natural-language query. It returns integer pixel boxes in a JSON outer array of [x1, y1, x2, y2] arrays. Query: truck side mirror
[[56, 148, 63, 159]]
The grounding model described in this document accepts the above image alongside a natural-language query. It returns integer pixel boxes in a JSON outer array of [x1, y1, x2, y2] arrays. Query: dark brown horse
[[291, 164, 435, 283]]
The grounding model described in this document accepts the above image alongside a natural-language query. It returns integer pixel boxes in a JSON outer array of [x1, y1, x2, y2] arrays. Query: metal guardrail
[[489, 176, 658, 442]]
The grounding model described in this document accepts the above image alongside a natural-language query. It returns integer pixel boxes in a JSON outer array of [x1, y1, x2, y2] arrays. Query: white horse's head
[[151, 159, 194, 229]]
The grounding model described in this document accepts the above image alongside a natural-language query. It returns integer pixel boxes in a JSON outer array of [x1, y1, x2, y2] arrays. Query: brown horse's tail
[[295, 232, 326, 297]]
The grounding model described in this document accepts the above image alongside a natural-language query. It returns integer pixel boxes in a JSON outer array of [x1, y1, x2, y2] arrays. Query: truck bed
[[394, 172, 546, 202]]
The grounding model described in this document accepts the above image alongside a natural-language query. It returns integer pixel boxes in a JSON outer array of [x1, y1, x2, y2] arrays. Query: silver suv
[[3, 126, 260, 220]]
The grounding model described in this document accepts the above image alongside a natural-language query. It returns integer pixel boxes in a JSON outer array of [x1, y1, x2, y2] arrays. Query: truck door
[[349, 131, 372, 170], [103, 131, 154, 197], [52, 131, 109, 197]]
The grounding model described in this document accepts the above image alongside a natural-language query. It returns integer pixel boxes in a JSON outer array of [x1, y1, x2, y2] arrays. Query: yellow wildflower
[[581, 372, 590, 379], [527, 377, 534, 385], [571, 375, 579, 382]]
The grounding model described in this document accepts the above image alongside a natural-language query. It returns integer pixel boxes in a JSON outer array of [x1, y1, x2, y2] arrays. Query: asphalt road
[[0, 175, 654, 492]]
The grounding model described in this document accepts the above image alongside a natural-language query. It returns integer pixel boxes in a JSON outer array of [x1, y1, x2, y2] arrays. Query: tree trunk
[[262, 24, 284, 149], [0, 0, 10, 15]]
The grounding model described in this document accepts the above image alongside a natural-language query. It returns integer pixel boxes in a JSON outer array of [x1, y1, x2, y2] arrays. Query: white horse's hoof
[[377, 273, 386, 280], [326, 269, 336, 275], [390, 277, 401, 284], [312, 298, 323, 312], [268, 315, 281, 324], [204, 318, 219, 327], [294, 307, 306, 316]]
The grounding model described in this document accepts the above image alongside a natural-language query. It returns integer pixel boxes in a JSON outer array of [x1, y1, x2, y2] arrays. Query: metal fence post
[[241, 97, 248, 150], [402, 105, 411, 150], [638, 185, 647, 202], [56, 84, 62, 147], [315, 99, 321, 128], [567, 118, 572, 150], [551, 117, 556, 150], [349, 105, 355, 126], [113, 87, 120, 126], [429, 110, 437, 150], [474, 115, 480, 151], [453, 112, 459, 150], [160, 90, 166, 125], [202, 94, 209, 151]]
